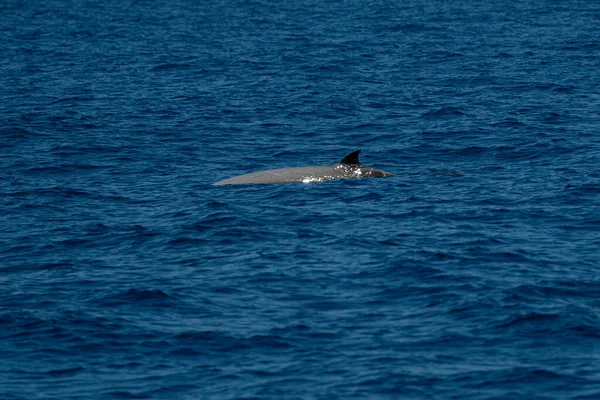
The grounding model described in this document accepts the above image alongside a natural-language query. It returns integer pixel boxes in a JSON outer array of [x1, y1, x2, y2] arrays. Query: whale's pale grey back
[[213, 150, 393, 185]]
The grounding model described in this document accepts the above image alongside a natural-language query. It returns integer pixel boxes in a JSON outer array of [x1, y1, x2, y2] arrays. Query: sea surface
[[2, 1, 600, 399]]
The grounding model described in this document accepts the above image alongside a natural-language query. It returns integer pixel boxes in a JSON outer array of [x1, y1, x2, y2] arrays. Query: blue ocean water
[[2, 0, 600, 398]]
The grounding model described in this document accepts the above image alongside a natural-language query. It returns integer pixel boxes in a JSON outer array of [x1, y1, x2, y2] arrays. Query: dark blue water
[[2, 1, 600, 398]]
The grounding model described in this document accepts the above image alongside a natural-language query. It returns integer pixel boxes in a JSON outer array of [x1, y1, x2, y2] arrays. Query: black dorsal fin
[[339, 150, 361, 165]]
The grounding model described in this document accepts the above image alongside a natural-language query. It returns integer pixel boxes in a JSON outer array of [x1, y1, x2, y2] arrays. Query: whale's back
[[213, 150, 394, 185], [214, 166, 327, 185]]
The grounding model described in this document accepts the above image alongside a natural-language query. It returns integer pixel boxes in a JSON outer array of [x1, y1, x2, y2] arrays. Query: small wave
[[490, 118, 526, 128], [21, 163, 112, 175], [96, 288, 177, 308], [122, 288, 174, 301], [168, 237, 207, 245], [493, 143, 561, 160], [344, 122, 388, 132], [260, 121, 290, 128], [449, 146, 488, 156], [459, 367, 573, 389], [435, 51, 464, 59], [51, 144, 123, 154], [485, 251, 531, 262], [552, 85, 577, 93], [390, 23, 441, 32], [151, 63, 194, 71], [106, 391, 150, 399], [23, 166, 70, 175], [45, 366, 85, 377], [269, 324, 311, 335], [15, 187, 93, 198], [583, 42, 600, 49], [420, 106, 467, 119], [168, 347, 202, 356], [498, 312, 561, 329], [0, 127, 46, 139], [173, 331, 293, 352], [49, 96, 95, 105], [493, 51, 514, 58], [565, 183, 600, 199], [57, 238, 90, 247], [543, 111, 570, 124]]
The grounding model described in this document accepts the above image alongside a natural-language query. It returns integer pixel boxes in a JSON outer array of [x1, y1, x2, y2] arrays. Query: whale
[[213, 150, 394, 185]]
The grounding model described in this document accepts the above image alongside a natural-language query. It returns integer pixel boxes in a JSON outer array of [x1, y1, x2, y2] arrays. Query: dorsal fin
[[339, 150, 361, 165]]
